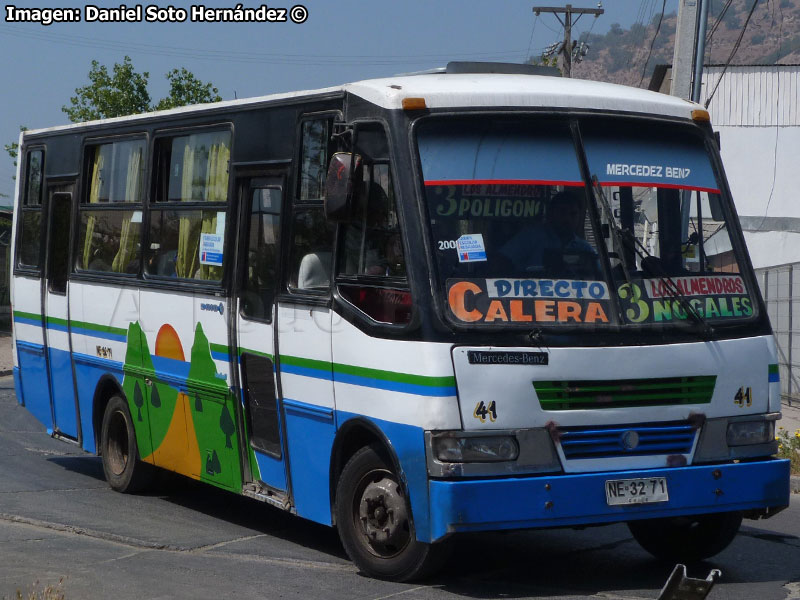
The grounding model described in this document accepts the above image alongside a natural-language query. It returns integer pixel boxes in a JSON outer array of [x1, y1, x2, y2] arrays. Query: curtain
[[175, 134, 230, 279], [111, 146, 142, 273], [199, 138, 229, 280], [81, 151, 104, 269], [175, 139, 196, 278]]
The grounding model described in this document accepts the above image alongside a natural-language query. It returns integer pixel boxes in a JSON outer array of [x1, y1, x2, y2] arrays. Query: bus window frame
[[409, 110, 617, 333], [14, 145, 47, 276], [280, 110, 341, 305], [236, 175, 285, 326], [72, 133, 149, 280], [330, 118, 417, 332], [142, 123, 235, 292]]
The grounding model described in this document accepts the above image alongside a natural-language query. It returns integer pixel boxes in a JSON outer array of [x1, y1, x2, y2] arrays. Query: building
[[650, 64, 800, 403]]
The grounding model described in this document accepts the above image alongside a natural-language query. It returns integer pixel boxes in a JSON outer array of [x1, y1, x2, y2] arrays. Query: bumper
[[427, 458, 790, 541]]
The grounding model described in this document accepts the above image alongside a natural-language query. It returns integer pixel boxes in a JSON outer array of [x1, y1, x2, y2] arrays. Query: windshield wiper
[[591, 176, 713, 339]]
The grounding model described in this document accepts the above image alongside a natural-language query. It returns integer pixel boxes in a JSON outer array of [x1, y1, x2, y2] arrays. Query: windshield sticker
[[486, 278, 609, 300], [644, 275, 745, 299], [617, 279, 752, 324], [429, 184, 546, 219], [199, 233, 224, 266], [447, 278, 610, 324], [456, 234, 487, 263], [583, 136, 720, 193]]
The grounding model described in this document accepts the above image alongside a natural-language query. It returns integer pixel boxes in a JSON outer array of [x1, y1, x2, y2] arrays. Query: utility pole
[[533, 4, 604, 77], [670, 0, 710, 101]]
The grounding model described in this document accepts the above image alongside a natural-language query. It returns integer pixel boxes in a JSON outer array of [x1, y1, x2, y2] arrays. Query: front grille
[[559, 422, 697, 459], [534, 375, 716, 411]]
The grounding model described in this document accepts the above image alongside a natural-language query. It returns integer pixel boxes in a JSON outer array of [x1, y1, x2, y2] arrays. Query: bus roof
[[23, 73, 698, 138]]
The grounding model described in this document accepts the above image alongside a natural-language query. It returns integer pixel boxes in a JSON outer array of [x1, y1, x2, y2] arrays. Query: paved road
[[1, 376, 799, 600]]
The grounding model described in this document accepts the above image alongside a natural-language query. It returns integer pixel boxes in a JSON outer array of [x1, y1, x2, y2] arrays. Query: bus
[[10, 62, 790, 581]]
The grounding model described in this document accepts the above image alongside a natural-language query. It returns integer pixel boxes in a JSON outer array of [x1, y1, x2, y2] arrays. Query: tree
[[4, 126, 29, 182], [63, 56, 151, 122], [154, 68, 222, 111]]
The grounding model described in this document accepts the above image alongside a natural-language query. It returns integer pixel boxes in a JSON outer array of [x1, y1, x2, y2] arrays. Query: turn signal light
[[401, 97, 427, 111]]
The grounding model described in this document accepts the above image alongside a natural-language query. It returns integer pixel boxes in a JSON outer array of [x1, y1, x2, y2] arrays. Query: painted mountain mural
[[122, 321, 242, 491]]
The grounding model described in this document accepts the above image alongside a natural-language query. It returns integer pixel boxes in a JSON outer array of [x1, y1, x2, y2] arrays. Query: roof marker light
[[402, 97, 427, 111], [692, 109, 711, 123]]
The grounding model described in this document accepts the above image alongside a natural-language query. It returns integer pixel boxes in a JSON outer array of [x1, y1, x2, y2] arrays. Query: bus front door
[[235, 176, 287, 494], [43, 189, 79, 440]]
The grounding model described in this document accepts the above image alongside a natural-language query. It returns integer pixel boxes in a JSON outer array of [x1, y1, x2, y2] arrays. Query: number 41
[[734, 387, 752, 407], [473, 400, 497, 422]]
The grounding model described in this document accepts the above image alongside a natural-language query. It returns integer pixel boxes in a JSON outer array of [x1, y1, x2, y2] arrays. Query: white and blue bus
[[10, 63, 790, 581]]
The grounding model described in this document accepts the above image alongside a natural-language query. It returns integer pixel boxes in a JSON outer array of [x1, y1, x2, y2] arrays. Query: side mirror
[[324, 152, 362, 222]]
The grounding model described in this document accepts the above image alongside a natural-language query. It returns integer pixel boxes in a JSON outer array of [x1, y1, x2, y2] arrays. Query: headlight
[[726, 420, 774, 446], [433, 435, 519, 463]]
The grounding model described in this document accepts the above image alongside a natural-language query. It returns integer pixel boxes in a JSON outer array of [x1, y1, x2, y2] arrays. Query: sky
[[0, 0, 679, 200]]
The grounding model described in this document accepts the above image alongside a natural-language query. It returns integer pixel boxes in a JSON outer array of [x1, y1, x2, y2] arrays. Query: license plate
[[605, 477, 669, 506]]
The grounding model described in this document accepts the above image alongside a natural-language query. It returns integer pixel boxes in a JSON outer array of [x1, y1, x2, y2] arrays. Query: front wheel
[[100, 395, 153, 493], [335, 444, 448, 581], [628, 511, 743, 562]]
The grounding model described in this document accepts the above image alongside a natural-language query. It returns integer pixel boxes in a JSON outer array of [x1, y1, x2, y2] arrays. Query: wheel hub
[[358, 477, 408, 548]]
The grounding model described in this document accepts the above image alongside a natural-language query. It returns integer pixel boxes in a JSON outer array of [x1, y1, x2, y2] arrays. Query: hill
[[561, 0, 800, 86]]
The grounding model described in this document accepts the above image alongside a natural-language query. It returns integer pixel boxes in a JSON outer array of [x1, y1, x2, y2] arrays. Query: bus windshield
[[417, 117, 756, 329]]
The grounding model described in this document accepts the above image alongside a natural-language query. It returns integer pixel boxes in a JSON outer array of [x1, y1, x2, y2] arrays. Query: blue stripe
[[334, 372, 457, 397], [280, 363, 457, 397], [72, 352, 125, 372], [14, 316, 43, 327], [211, 350, 229, 362], [283, 398, 334, 422], [69, 326, 127, 343], [769, 372, 780, 383], [280, 363, 334, 381]]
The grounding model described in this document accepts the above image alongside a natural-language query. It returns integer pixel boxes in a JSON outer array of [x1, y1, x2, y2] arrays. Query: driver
[[499, 190, 596, 274]]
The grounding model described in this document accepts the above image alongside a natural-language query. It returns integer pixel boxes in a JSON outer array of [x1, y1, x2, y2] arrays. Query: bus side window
[[339, 164, 406, 278], [334, 123, 411, 325], [76, 139, 145, 275], [242, 186, 281, 319], [287, 208, 334, 292], [288, 116, 336, 293], [146, 130, 231, 282], [297, 119, 333, 202], [16, 149, 44, 269]]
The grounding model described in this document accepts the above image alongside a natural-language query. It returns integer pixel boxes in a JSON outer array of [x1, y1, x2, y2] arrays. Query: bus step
[[658, 564, 721, 600], [242, 483, 293, 512]]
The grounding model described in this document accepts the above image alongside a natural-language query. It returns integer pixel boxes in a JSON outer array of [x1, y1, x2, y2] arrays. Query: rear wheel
[[335, 444, 448, 581], [628, 511, 743, 562], [100, 395, 152, 493]]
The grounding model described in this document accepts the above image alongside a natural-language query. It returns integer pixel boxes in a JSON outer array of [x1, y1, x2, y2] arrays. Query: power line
[[706, 0, 733, 47], [525, 14, 540, 62], [0, 25, 527, 66], [704, 0, 760, 108], [638, 0, 667, 87]]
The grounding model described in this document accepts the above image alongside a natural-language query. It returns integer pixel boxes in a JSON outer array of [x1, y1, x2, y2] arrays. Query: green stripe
[[279, 354, 455, 388], [210, 343, 230, 356], [769, 363, 779, 375], [13, 310, 42, 322], [280, 354, 331, 371], [14, 311, 127, 336], [70, 319, 127, 336], [332, 362, 455, 387], [239, 347, 273, 360]]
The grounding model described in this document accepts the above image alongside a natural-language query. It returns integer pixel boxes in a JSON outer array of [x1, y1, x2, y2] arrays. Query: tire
[[100, 395, 153, 493], [335, 444, 449, 581], [628, 511, 743, 562]]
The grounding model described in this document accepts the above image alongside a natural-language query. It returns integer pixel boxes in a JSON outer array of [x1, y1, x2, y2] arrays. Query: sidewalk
[[0, 332, 11, 376]]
